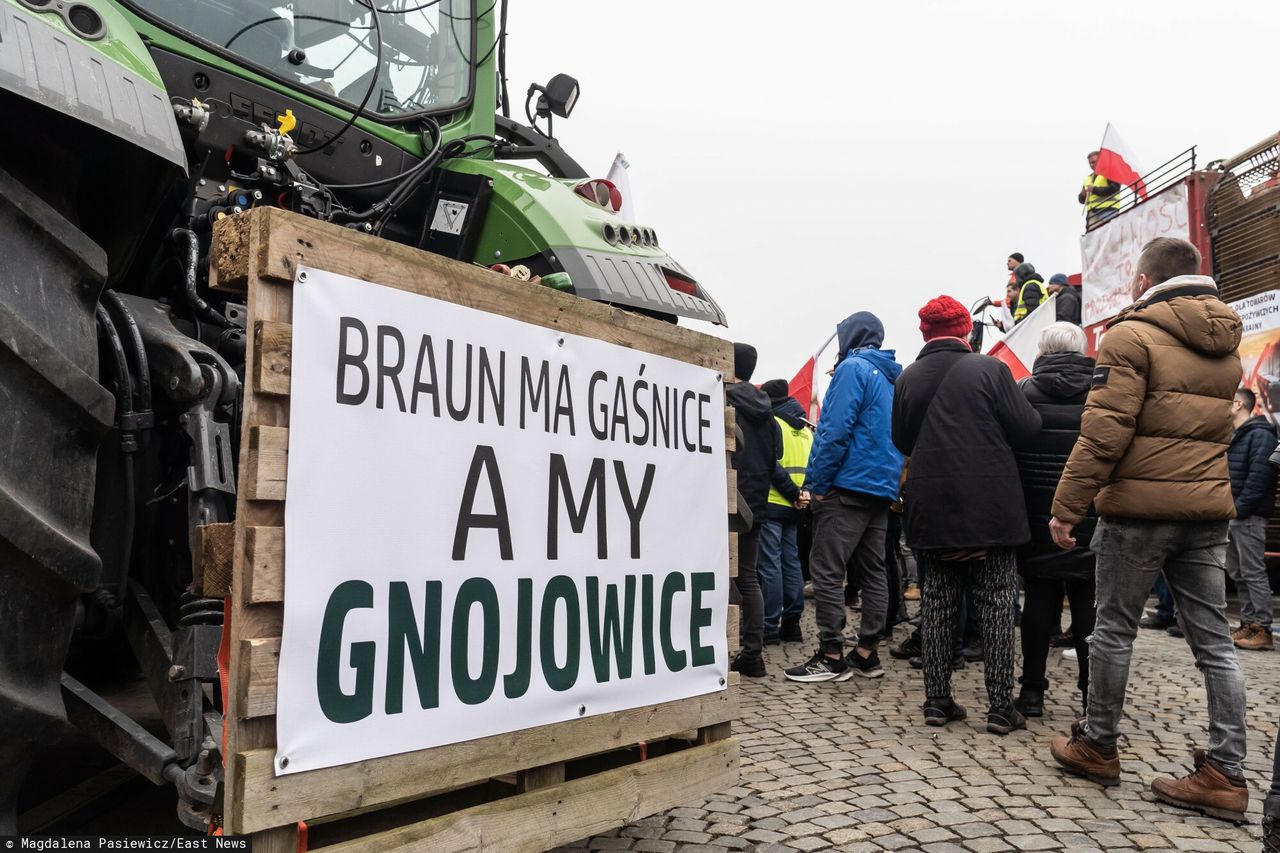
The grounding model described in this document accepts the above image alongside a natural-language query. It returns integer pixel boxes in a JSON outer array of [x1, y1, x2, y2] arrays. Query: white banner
[[275, 267, 729, 775], [1081, 182, 1190, 326], [1228, 289, 1280, 337]]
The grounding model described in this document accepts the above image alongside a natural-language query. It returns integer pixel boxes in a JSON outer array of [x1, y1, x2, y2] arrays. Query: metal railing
[[1084, 146, 1197, 231]]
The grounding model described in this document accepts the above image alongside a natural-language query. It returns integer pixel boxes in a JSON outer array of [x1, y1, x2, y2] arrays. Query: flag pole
[[814, 330, 838, 364], [808, 330, 839, 421], [1085, 123, 1109, 225]]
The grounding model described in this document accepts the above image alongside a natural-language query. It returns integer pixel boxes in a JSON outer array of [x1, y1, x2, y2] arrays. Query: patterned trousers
[[920, 549, 1017, 709]]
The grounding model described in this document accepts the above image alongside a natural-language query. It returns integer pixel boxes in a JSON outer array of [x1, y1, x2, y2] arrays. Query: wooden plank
[[515, 762, 565, 794], [245, 526, 284, 604], [723, 406, 735, 452], [244, 425, 288, 501], [727, 604, 740, 653], [219, 208, 733, 374], [249, 825, 298, 853], [728, 532, 737, 579], [231, 688, 737, 833], [194, 522, 235, 597], [218, 210, 294, 845], [321, 739, 739, 853], [253, 320, 292, 397], [237, 637, 281, 719], [697, 721, 733, 746], [726, 469, 737, 515]]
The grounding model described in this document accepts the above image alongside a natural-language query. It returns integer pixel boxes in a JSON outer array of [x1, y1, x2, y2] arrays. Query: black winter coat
[[1055, 286, 1082, 326], [1014, 352, 1097, 580], [727, 382, 782, 519], [892, 339, 1042, 550], [1228, 415, 1278, 518]]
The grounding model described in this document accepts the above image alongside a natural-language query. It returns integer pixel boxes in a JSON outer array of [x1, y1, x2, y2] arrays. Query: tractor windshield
[[128, 0, 474, 117]]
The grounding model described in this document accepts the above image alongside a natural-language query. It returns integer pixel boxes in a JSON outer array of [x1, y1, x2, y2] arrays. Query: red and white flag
[[988, 295, 1060, 381], [788, 331, 837, 423], [1095, 123, 1147, 200]]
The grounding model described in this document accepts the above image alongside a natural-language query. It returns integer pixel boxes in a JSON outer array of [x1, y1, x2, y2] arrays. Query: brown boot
[[1150, 749, 1248, 823], [1049, 720, 1120, 787], [1230, 622, 1250, 641], [1235, 623, 1274, 651]]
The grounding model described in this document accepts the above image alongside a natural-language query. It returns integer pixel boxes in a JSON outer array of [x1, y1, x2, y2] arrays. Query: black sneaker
[[1140, 613, 1175, 630], [890, 633, 921, 659], [784, 652, 852, 682], [763, 632, 781, 646], [1262, 796, 1280, 853], [987, 703, 1027, 735], [961, 641, 984, 662], [923, 697, 967, 727], [779, 619, 803, 643], [1166, 624, 1185, 638], [730, 651, 766, 678], [846, 648, 885, 679], [1014, 688, 1044, 718], [1049, 631, 1074, 648], [909, 655, 965, 671]]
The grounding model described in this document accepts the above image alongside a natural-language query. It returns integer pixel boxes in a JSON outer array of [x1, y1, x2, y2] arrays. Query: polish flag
[[1095, 123, 1147, 200], [788, 330, 837, 422], [988, 294, 1060, 381], [605, 152, 636, 221]]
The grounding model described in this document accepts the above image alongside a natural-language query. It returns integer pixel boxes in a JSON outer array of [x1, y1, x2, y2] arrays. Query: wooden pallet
[[206, 208, 740, 851]]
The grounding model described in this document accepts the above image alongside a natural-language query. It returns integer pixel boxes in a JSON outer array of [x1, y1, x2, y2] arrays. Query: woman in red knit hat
[[891, 296, 1042, 734]]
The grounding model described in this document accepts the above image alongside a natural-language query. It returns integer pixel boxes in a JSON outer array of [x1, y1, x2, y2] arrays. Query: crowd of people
[[727, 237, 1279, 848]]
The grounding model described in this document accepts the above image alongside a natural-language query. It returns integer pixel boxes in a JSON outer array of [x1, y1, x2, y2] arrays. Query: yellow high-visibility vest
[[767, 416, 814, 507], [1083, 173, 1121, 211], [1013, 279, 1049, 322]]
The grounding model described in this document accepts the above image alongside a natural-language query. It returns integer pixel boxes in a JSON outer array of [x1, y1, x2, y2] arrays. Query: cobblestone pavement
[[560, 600, 1278, 852]]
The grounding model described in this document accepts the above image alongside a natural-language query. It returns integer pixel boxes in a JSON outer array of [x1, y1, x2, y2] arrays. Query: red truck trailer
[[1074, 133, 1280, 559]]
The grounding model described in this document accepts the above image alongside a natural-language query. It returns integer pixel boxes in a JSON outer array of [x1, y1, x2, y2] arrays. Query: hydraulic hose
[[95, 306, 133, 430], [95, 306, 138, 604], [101, 290, 151, 414], [170, 229, 230, 328]]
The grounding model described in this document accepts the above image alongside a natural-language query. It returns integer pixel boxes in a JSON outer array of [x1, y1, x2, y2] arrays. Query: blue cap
[[1049, 273, 1070, 285]]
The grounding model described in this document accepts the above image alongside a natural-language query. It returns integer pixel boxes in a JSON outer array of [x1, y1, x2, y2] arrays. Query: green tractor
[[0, 0, 724, 833]]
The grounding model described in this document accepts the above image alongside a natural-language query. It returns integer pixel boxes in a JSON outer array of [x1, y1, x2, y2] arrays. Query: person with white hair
[[1012, 322, 1097, 718]]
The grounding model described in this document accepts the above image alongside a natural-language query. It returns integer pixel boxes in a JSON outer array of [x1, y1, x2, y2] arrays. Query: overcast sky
[[504, 1, 1276, 382]]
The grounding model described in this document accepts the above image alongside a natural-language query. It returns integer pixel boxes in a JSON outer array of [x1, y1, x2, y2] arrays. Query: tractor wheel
[[0, 167, 115, 831]]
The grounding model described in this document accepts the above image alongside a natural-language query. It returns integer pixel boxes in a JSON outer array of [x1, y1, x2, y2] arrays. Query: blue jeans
[[759, 518, 804, 634], [1084, 518, 1247, 777]]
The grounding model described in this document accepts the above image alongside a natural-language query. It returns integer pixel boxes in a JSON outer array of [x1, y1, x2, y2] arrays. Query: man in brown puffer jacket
[[1047, 237, 1250, 823]]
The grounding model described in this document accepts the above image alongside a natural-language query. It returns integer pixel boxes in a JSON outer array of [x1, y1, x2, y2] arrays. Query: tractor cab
[[112, 0, 726, 324]]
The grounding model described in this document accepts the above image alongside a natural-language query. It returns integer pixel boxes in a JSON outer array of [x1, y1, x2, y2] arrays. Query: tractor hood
[[445, 158, 727, 326]]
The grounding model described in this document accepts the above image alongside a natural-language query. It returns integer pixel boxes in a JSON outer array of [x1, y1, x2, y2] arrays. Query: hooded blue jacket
[[803, 313, 904, 501]]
